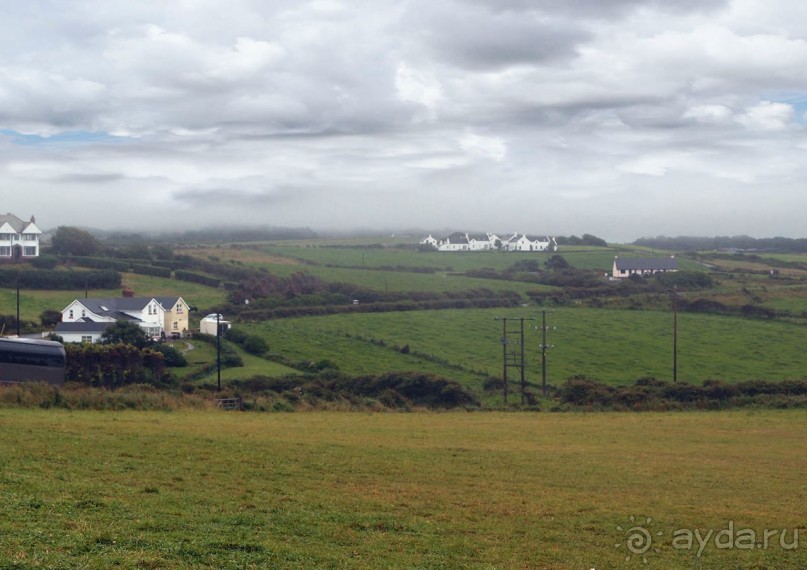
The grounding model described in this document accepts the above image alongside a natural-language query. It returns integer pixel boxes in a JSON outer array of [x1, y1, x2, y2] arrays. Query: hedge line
[[174, 270, 221, 288], [556, 376, 807, 411], [228, 370, 479, 409], [0, 269, 121, 290], [238, 296, 520, 321]]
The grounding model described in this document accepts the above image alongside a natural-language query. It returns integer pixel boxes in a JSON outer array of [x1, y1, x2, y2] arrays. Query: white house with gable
[[55, 296, 190, 342], [505, 234, 556, 252], [421, 231, 556, 252], [0, 213, 41, 259]]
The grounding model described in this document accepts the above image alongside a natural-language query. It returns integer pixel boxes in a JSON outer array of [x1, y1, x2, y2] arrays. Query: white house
[[419, 234, 439, 249], [503, 234, 556, 252], [56, 296, 190, 342], [200, 314, 231, 336], [52, 321, 112, 344], [437, 232, 470, 251], [612, 256, 678, 279], [0, 213, 41, 259], [467, 233, 495, 251], [421, 231, 556, 252]]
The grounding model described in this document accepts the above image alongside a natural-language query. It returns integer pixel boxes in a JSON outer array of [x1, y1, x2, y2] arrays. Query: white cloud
[[1, 0, 807, 240], [736, 101, 795, 130], [458, 131, 507, 162], [395, 62, 444, 121]]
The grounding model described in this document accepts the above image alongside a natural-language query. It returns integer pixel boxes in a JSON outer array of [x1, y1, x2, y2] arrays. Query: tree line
[[633, 235, 807, 252]]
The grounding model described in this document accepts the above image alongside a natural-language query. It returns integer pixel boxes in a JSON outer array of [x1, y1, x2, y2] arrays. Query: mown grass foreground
[[0, 410, 805, 569]]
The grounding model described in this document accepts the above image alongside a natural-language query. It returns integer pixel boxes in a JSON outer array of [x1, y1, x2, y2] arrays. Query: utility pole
[[16, 277, 21, 337], [216, 312, 222, 391], [672, 290, 679, 383], [540, 310, 548, 396], [538, 310, 555, 397], [497, 316, 534, 404]]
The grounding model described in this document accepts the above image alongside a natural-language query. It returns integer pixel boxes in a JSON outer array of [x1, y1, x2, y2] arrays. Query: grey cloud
[[1, 0, 806, 241], [456, 0, 728, 19], [406, 2, 590, 69]]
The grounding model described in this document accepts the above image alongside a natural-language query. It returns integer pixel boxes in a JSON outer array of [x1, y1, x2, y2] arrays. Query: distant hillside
[[633, 235, 807, 252]]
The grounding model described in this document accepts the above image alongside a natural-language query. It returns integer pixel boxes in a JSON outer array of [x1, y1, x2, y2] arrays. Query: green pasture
[[261, 264, 550, 296], [0, 409, 803, 568], [243, 307, 807, 389], [172, 340, 297, 383], [0, 272, 228, 324], [260, 243, 632, 273]]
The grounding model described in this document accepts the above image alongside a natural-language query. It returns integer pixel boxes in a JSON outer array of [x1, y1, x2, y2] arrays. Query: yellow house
[[155, 296, 191, 338]]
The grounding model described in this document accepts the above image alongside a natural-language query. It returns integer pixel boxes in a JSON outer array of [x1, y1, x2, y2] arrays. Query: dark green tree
[[49, 226, 103, 256], [544, 255, 570, 271], [243, 335, 269, 356], [40, 309, 63, 327], [101, 320, 150, 349]]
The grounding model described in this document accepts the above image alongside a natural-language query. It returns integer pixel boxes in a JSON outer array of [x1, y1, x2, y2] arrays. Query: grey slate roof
[[0, 213, 32, 233], [614, 257, 678, 271], [77, 296, 181, 317], [444, 232, 469, 244], [55, 321, 113, 334], [154, 296, 182, 310]]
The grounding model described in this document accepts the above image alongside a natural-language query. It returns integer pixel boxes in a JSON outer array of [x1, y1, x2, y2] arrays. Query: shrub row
[[0, 269, 121, 290], [130, 263, 172, 278], [65, 343, 170, 388], [556, 376, 807, 410], [229, 370, 479, 409], [238, 296, 520, 321], [174, 270, 221, 288], [189, 333, 243, 368]]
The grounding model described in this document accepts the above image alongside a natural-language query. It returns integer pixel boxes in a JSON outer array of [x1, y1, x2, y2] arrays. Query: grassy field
[[0, 408, 803, 569], [240, 307, 807, 390], [173, 339, 298, 384], [0, 271, 229, 324]]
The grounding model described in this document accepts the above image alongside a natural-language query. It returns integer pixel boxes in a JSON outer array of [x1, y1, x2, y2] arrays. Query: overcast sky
[[2, 0, 806, 242]]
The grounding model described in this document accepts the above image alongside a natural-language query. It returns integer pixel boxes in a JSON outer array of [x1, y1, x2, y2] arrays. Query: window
[[81, 310, 86, 318], [81, 336, 93, 343], [172, 322, 178, 330], [176, 304, 183, 314], [23, 246, 36, 256], [0, 234, 11, 241], [23, 234, 37, 241], [0, 247, 9, 256], [68, 310, 74, 319]]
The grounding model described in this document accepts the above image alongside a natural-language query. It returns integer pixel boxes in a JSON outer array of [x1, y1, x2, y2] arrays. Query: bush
[[243, 335, 269, 356]]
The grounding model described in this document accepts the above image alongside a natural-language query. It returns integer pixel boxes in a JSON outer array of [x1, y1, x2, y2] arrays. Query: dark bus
[[0, 338, 66, 386]]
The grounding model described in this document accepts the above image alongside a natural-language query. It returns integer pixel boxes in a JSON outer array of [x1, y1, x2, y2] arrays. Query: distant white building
[[437, 232, 470, 251], [421, 231, 555, 252], [56, 296, 190, 342], [503, 234, 556, 252], [200, 314, 231, 336], [419, 234, 439, 249], [612, 256, 678, 278], [0, 213, 42, 259]]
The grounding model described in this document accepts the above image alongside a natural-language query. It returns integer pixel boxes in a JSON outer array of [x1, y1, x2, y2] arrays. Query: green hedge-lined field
[[241, 307, 807, 389], [0, 409, 803, 568]]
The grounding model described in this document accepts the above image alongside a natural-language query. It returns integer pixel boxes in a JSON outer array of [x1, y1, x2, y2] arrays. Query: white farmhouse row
[[420, 232, 557, 252]]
